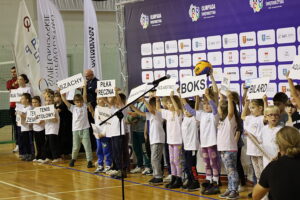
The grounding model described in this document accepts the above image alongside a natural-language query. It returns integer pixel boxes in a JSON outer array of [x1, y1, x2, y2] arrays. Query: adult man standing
[[6, 66, 19, 152]]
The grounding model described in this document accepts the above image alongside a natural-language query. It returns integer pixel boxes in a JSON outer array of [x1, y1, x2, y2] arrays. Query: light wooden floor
[[0, 143, 253, 200]]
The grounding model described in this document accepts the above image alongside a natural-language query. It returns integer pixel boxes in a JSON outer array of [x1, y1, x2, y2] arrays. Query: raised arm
[[170, 91, 181, 115], [142, 97, 155, 115], [195, 96, 200, 110], [209, 69, 219, 103], [262, 94, 268, 110], [287, 72, 300, 108], [242, 84, 248, 107], [241, 99, 250, 121], [130, 105, 146, 117], [155, 96, 161, 112], [83, 83, 88, 103], [181, 97, 196, 116], [115, 87, 124, 107], [60, 90, 71, 108], [227, 91, 234, 120]]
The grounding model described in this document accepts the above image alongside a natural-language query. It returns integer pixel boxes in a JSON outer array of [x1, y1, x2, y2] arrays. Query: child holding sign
[[61, 85, 94, 168], [286, 72, 300, 130], [32, 96, 45, 162], [19, 93, 34, 161]]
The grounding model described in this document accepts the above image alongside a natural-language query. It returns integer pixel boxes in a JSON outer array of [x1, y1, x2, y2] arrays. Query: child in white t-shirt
[[18, 93, 33, 161], [61, 86, 94, 168], [217, 91, 240, 199], [158, 91, 183, 189], [130, 96, 165, 185], [31, 96, 45, 162], [261, 106, 283, 167], [242, 98, 265, 184]]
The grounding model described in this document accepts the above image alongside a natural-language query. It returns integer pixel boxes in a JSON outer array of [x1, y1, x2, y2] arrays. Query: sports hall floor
[[0, 128, 253, 200]]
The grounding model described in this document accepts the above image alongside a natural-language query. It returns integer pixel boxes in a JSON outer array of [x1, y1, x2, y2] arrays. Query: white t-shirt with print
[[244, 115, 265, 156], [106, 106, 125, 138], [45, 110, 60, 135], [182, 116, 199, 150], [15, 86, 32, 127], [69, 104, 90, 131], [161, 109, 183, 145], [217, 115, 238, 151], [20, 105, 33, 132], [146, 111, 165, 145], [195, 110, 219, 148], [261, 125, 282, 167]]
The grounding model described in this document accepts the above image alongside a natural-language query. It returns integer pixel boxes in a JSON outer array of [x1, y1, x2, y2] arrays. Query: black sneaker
[[201, 180, 211, 194], [69, 159, 75, 167], [227, 190, 239, 199], [203, 182, 220, 195], [149, 178, 163, 185], [187, 181, 200, 192], [165, 176, 176, 188], [169, 176, 183, 189], [182, 179, 191, 189], [87, 161, 94, 168]]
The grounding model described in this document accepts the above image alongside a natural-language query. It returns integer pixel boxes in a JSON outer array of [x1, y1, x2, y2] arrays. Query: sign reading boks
[[57, 73, 84, 94], [97, 80, 115, 97], [180, 75, 207, 98], [247, 77, 270, 99]]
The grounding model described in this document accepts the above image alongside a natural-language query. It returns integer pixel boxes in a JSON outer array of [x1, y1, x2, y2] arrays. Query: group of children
[[12, 70, 300, 200]]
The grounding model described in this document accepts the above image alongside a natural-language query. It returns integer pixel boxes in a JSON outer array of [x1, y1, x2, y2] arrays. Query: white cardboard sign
[[57, 73, 84, 94], [247, 77, 270, 99], [288, 55, 300, 80], [180, 75, 207, 98], [97, 80, 116, 97], [9, 89, 22, 102], [26, 110, 38, 124], [35, 105, 56, 120], [156, 79, 177, 97], [220, 74, 231, 96], [127, 84, 150, 104], [98, 106, 111, 124]]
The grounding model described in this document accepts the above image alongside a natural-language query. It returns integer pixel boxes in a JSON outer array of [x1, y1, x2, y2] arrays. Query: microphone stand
[[99, 83, 159, 200]]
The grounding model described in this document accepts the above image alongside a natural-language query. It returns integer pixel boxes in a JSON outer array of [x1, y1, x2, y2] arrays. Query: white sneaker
[[37, 159, 44, 163], [94, 166, 104, 173], [12, 145, 19, 153], [142, 167, 152, 175], [106, 170, 118, 175], [109, 170, 119, 176], [41, 158, 51, 164], [130, 167, 142, 174], [103, 166, 112, 173], [32, 159, 38, 162], [163, 174, 172, 183], [52, 158, 62, 163]]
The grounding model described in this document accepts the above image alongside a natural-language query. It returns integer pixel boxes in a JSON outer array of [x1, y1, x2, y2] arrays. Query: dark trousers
[[184, 150, 198, 181], [111, 135, 128, 170], [132, 131, 151, 168], [237, 147, 246, 186], [34, 130, 46, 159], [44, 134, 59, 159], [9, 107, 17, 144], [19, 131, 34, 155]]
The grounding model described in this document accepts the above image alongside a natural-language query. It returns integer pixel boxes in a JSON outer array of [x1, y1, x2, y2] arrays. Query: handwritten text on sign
[[9, 89, 22, 102], [97, 80, 116, 97], [127, 84, 151, 104], [26, 110, 38, 123], [36, 105, 56, 120], [288, 55, 300, 80], [156, 79, 177, 97], [247, 77, 270, 99], [180, 75, 207, 98], [57, 73, 84, 94]]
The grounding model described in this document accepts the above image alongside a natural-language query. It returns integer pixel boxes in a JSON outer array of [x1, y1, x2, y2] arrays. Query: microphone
[[152, 74, 171, 85]]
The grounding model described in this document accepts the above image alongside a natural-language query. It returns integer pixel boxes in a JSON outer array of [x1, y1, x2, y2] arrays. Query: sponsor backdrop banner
[[37, 0, 68, 90], [125, 0, 300, 98]]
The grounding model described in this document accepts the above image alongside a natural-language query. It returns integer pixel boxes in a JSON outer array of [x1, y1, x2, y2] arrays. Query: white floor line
[[0, 167, 63, 175], [0, 181, 61, 200], [47, 183, 141, 195], [0, 194, 39, 200]]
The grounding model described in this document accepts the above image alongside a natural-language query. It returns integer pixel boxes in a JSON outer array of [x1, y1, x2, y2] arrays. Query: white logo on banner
[[153, 42, 165, 54], [278, 82, 292, 97], [179, 54, 192, 67], [257, 29, 275, 46], [192, 37, 206, 51], [258, 65, 277, 80], [189, 4, 200, 22], [156, 79, 177, 97], [278, 64, 291, 80], [97, 80, 116, 98], [258, 47, 276, 63], [277, 27, 296, 44], [277, 46, 296, 62], [222, 33, 238, 49], [153, 56, 166, 69], [179, 69, 193, 80], [142, 71, 154, 83], [141, 43, 152, 56], [247, 77, 270, 99], [240, 31, 256, 47], [180, 75, 207, 98], [207, 35, 222, 50], [220, 74, 231, 96], [140, 13, 149, 29], [141, 57, 153, 69], [165, 40, 178, 54], [223, 50, 239, 65], [37, 0, 68, 90], [192, 53, 207, 66], [167, 70, 179, 82], [154, 70, 166, 80], [207, 51, 222, 65], [57, 73, 84, 94], [288, 55, 300, 80], [224, 67, 240, 81], [178, 39, 192, 52], [266, 83, 277, 98], [128, 84, 150, 104], [240, 49, 257, 64], [166, 55, 178, 68], [241, 66, 258, 80], [209, 67, 223, 82]]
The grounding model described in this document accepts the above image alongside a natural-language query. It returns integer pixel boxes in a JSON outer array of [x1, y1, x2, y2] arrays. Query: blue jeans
[[220, 151, 239, 192], [96, 137, 112, 167]]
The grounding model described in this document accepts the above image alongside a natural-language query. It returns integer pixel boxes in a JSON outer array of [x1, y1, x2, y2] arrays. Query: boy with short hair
[[273, 92, 289, 125]]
